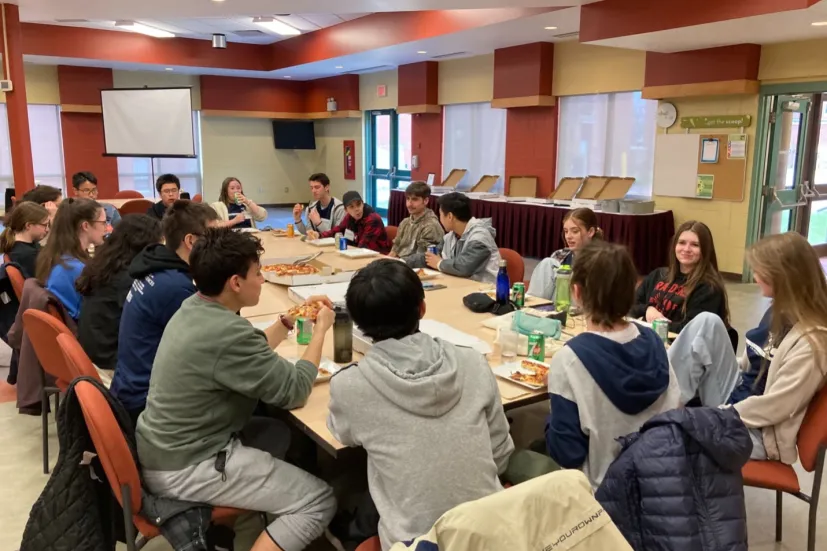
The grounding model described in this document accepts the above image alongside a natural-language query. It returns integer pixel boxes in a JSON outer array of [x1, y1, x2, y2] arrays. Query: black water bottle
[[333, 307, 353, 364]]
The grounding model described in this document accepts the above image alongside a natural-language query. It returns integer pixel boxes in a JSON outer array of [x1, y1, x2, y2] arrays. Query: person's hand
[[306, 230, 320, 241], [542, 371, 549, 387], [308, 208, 322, 226], [306, 295, 335, 310], [229, 213, 246, 226], [293, 203, 304, 222], [645, 307, 665, 323], [387, 251, 398, 258], [44, 201, 58, 218], [314, 306, 335, 332], [236, 193, 250, 206], [425, 251, 441, 270]]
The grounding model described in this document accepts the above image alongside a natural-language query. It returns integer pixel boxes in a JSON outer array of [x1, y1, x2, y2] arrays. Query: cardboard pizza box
[[261, 256, 355, 287], [529, 177, 582, 206], [465, 174, 501, 199], [597, 177, 636, 200], [571, 176, 611, 209], [438, 169, 467, 188], [507, 176, 538, 201]]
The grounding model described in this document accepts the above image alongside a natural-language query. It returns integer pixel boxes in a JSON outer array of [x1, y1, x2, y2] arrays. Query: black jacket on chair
[[595, 407, 752, 551], [78, 270, 133, 371]]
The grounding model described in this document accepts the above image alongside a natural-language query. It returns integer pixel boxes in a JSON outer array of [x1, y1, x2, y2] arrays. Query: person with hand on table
[[138, 228, 336, 551], [425, 192, 500, 284], [211, 176, 268, 229], [293, 173, 345, 235], [327, 259, 514, 550], [630, 220, 729, 334], [306, 191, 391, 254], [387, 181, 444, 266]]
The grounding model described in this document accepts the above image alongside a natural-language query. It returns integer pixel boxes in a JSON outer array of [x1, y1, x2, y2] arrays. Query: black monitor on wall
[[272, 121, 316, 150]]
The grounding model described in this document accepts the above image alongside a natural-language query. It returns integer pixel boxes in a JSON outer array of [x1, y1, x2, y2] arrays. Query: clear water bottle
[[554, 265, 572, 314], [495, 259, 510, 305]]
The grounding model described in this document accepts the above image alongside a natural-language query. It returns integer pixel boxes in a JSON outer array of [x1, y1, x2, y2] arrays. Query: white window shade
[[101, 88, 195, 157], [442, 102, 507, 192], [557, 92, 658, 197], [0, 104, 66, 194]]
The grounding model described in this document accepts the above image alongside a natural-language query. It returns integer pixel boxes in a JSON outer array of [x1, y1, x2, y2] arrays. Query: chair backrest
[[498, 248, 525, 284], [22, 309, 75, 386], [797, 382, 827, 472], [192, 193, 203, 203], [118, 199, 155, 217], [57, 333, 102, 383], [385, 225, 398, 243], [114, 190, 144, 199], [4, 261, 25, 301]]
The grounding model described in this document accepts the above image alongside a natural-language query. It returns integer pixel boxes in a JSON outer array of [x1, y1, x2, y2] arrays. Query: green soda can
[[511, 282, 526, 308], [528, 330, 545, 362], [652, 319, 669, 343], [296, 317, 312, 345]]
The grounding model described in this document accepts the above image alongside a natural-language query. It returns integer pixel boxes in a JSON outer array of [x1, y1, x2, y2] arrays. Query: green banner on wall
[[680, 115, 752, 129]]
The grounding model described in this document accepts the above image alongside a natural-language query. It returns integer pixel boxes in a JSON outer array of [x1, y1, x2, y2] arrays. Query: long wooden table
[[245, 231, 554, 456]]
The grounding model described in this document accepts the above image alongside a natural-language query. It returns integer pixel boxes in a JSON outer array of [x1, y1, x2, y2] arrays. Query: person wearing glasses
[[72, 171, 122, 228], [146, 174, 182, 221], [35, 199, 109, 320], [0, 201, 50, 278]]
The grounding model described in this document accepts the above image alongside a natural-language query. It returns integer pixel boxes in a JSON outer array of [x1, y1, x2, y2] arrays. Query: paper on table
[[420, 319, 492, 355], [290, 281, 351, 304]]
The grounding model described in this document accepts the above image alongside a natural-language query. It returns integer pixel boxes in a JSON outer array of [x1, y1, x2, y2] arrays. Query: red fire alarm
[[344, 140, 355, 180], [376, 84, 387, 98]]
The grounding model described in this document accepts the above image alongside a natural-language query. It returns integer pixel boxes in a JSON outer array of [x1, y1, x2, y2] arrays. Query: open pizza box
[[527, 177, 583, 205], [573, 176, 636, 210], [505, 176, 538, 202], [431, 168, 466, 194], [464, 174, 501, 199], [261, 256, 355, 287]]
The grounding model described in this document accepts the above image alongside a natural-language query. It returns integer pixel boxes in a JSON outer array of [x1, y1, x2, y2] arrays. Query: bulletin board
[[653, 133, 747, 201]]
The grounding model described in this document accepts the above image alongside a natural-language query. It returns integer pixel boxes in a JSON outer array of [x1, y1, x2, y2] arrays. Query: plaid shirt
[[322, 212, 392, 254]]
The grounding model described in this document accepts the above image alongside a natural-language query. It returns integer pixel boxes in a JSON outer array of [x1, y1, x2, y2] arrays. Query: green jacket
[[392, 209, 445, 267], [136, 294, 317, 471]]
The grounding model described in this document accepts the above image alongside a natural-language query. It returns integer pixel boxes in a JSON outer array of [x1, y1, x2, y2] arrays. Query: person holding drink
[[210, 177, 269, 229], [293, 173, 345, 235]]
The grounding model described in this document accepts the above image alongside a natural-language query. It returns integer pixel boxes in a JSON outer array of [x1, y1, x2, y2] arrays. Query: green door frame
[[363, 109, 412, 216], [744, 81, 827, 280]]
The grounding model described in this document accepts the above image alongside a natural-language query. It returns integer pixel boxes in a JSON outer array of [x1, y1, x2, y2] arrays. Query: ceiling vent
[[55, 18, 89, 23], [232, 29, 268, 37], [343, 65, 395, 74], [430, 51, 468, 59], [552, 31, 580, 40]]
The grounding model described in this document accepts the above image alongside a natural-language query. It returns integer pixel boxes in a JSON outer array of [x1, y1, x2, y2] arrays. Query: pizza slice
[[520, 359, 550, 376], [287, 302, 322, 321], [509, 371, 546, 387]]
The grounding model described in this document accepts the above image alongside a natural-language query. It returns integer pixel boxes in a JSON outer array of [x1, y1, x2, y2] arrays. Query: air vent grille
[[232, 30, 268, 37], [55, 18, 89, 23], [430, 51, 468, 59], [553, 31, 580, 39]]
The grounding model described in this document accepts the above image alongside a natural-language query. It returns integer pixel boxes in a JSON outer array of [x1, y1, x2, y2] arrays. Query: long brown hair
[[667, 220, 729, 324], [1, 201, 49, 254], [748, 233, 827, 378], [563, 208, 604, 240], [218, 177, 242, 206], [36, 198, 102, 284]]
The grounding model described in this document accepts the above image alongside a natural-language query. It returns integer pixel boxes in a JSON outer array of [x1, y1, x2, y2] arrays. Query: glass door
[[366, 110, 412, 216], [801, 94, 827, 256]]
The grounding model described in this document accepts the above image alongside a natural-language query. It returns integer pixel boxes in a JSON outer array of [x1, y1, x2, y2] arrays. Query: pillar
[[397, 61, 443, 183]]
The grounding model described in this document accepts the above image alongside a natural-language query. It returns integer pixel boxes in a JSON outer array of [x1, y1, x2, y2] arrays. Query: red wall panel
[[57, 66, 113, 105], [411, 110, 443, 184], [305, 75, 360, 112], [494, 42, 554, 99], [60, 113, 119, 199], [644, 44, 761, 86], [398, 62, 439, 106], [200, 75, 307, 112], [504, 106, 557, 197]]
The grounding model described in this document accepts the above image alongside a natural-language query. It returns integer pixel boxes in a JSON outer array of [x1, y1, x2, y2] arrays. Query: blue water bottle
[[495, 259, 510, 305]]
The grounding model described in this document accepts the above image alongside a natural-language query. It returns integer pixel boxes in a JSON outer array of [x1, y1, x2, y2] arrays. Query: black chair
[[727, 326, 739, 353]]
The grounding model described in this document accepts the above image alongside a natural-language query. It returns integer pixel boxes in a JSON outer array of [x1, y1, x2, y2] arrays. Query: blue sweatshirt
[[110, 244, 195, 413], [728, 307, 773, 405], [45, 256, 85, 320]]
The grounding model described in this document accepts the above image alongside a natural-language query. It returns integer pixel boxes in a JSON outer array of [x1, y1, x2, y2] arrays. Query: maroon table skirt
[[388, 189, 675, 275]]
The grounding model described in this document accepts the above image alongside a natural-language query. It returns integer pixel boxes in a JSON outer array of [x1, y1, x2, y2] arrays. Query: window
[[0, 104, 66, 193], [443, 103, 507, 192], [117, 111, 202, 198], [557, 91, 658, 197]]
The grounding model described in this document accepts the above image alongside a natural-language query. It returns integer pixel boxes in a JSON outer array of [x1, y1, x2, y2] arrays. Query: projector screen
[[101, 87, 195, 157]]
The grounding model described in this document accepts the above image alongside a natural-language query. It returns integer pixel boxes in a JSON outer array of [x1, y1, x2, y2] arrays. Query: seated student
[[1, 202, 50, 278], [211, 176, 268, 229], [72, 171, 122, 227], [307, 191, 391, 254], [545, 241, 681, 488], [388, 181, 444, 266], [138, 228, 337, 551], [425, 192, 500, 284], [36, 199, 109, 320], [21, 184, 62, 226], [528, 208, 602, 300], [76, 215, 162, 375], [668, 232, 827, 463], [328, 259, 514, 549], [630, 220, 729, 333], [110, 201, 220, 425], [146, 173, 181, 221], [293, 173, 345, 235]]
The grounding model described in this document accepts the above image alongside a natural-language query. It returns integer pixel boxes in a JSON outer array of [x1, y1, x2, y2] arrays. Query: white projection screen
[[101, 88, 195, 157]]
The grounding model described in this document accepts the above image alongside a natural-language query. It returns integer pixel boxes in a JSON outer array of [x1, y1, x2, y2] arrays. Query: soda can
[[528, 331, 545, 362], [511, 282, 526, 308], [296, 317, 312, 345], [428, 245, 439, 255], [653, 319, 669, 343], [338, 236, 348, 251], [286, 223, 294, 238]]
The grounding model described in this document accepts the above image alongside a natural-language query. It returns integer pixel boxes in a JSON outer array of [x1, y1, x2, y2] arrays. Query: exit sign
[[376, 84, 387, 98]]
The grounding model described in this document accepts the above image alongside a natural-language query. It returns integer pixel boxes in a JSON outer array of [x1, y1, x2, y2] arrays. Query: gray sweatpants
[[143, 418, 336, 551]]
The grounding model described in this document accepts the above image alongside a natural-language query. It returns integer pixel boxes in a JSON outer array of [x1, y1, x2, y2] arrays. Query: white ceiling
[[40, 14, 369, 44]]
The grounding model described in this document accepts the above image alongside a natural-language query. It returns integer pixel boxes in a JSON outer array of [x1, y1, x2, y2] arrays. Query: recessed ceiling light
[[813, 21, 827, 26], [114, 20, 175, 38], [165, 67, 173, 71], [545, 26, 558, 30], [284, 76, 292, 79], [417, 50, 427, 54], [335, 65, 344, 69], [252, 16, 300, 36]]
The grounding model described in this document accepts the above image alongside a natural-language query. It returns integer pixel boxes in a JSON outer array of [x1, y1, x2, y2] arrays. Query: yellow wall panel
[[113, 70, 202, 110], [438, 54, 494, 105], [553, 42, 645, 96], [360, 70, 398, 111], [0, 63, 60, 105]]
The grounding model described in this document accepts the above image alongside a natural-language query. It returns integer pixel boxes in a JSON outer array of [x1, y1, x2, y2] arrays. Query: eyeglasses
[[78, 187, 98, 196], [34, 222, 50, 230], [90, 220, 108, 227]]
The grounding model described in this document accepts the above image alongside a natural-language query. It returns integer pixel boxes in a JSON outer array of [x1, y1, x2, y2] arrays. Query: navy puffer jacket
[[595, 407, 752, 551]]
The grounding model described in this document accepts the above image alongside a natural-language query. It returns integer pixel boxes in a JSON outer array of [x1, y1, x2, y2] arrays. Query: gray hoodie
[[327, 332, 514, 550], [439, 217, 501, 284], [295, 197, 345, 235]]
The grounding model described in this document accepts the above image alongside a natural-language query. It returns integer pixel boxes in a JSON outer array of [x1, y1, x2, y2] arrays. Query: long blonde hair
[[748, 232, 827, 375]]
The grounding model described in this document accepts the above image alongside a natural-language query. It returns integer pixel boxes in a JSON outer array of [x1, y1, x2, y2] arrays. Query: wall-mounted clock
[[657, 102, 678, 129]]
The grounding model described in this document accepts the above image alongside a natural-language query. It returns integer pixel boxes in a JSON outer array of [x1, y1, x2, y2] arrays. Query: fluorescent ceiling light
[[813, 21, 827, 26], [165, 67, 173, 71], [252, 16, 301, 36], [417, 50, 427, 54], [115, 21, 175, 38], [335, 65, 344, 69], [545, 26, 558, 30]]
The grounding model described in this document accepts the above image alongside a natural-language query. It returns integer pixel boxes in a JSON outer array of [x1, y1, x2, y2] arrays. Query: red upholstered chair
[[385, 226, 398, 243], [355, 536, 382, 551], [74, 380, 246, 551], [114, 190, 144, 199], [56, 333, 102, 384], [498, 248, 525, 285], [118, 199, 155, 217], [22, 309, 75, 473], [3, 253, 26, 301], [742, 384, 827, 551], [193, 193, 203, 203]]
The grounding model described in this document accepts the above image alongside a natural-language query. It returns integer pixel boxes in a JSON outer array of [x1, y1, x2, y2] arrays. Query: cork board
[[695, 133, 746, 201], [508, 176, 538, 197]]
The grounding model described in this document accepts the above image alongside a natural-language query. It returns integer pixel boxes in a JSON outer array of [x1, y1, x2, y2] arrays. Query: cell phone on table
[[422, 283, 447, 292], [527, 303, 557, 312]]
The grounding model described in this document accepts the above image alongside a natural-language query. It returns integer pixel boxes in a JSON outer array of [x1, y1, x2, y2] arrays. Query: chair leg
[[808, 447, 825, 551], [54, 392, 60, 420], [122, 484, 137, 551], [775, 491, 783, 542], [41, 390, 49, 475]]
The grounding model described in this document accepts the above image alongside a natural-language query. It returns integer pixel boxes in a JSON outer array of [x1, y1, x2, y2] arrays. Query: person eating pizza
[[306, 191, 391, 254]]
